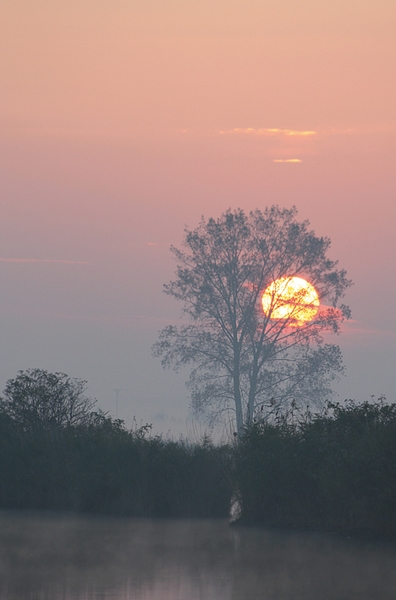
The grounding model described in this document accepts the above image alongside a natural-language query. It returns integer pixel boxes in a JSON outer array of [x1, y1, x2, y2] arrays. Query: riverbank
[[0, 398, 395, 540]]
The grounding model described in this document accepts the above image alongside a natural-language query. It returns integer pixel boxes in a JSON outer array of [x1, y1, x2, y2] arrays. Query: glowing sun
[[262, 277, 319, 326]]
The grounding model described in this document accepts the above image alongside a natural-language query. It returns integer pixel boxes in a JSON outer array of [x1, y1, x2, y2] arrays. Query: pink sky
[[1, 1, 395, 433]]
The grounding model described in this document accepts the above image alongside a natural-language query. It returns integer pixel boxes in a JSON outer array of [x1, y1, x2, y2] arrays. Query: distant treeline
[[0, 370, 395, 539]]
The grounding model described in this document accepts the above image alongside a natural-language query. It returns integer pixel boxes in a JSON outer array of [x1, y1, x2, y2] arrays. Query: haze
[[1, 0, 395, 434]]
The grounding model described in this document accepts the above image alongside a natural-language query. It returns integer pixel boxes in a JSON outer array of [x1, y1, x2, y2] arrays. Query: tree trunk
[[233, 352, 244, 436], [247, 373, 257, 428]]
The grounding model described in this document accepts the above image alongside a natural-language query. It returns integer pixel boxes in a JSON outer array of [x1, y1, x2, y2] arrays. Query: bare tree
[[0, 369, 96, 429], [153, 206, 351, 435]]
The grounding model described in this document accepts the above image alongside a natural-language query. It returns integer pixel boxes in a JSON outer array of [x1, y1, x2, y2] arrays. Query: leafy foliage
[[0, 375, 232, 517], [0, 369, 95, 429], [234, 397, 396, 538], [1, 367, 395, 538]]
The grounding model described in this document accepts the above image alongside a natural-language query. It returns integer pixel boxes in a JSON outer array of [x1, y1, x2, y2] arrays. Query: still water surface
[[0, 512, 396, 599]]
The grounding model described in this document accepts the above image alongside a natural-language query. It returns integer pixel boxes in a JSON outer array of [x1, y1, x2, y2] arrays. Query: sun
[[262, 277, 319, 326]]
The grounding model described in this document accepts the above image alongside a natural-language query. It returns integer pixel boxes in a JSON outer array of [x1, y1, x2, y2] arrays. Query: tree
[[0, 369, 96, 429], [153, 206, 351, 435]]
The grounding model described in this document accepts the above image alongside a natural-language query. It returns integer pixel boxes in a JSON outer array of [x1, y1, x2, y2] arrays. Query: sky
[[1, 0, 395, 435]]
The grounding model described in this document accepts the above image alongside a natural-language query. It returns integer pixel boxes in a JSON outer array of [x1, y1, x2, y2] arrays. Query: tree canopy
[[0, 369, 96, 429], [153, 206, 351, 434]]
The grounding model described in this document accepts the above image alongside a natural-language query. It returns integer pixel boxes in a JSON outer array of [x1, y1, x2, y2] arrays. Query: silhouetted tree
[[0, 369, 95, 429], [153, 206, 351, 434]]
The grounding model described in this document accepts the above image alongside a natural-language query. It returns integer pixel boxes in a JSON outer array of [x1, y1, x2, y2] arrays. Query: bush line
[[0, 398, 395, 539]]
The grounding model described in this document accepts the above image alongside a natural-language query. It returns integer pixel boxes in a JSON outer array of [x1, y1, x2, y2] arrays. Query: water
[[0, 511, 396, 599]]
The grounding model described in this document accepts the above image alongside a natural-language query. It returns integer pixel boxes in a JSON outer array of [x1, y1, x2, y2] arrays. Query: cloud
[[273, 158, 302, 163], [145, 242, 174, 247], [220, 128, 317, 137], [340, 321, 396, 339], [0, 258, 89, 265]]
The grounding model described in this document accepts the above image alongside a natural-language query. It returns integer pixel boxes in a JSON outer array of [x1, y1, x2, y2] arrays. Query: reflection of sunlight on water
[[229, 493, 242, 523], [0, 512, 396, 599], [130, 574, 233, 600]]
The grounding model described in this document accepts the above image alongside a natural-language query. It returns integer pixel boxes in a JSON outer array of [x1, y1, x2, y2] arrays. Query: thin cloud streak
[[145, 242, 174, 247], [0, 303, 174, 327], [220, 128, 317, 137], [273, 158, 302, 163], [0, 258, 90, 265], [329, 320, 396, 341]]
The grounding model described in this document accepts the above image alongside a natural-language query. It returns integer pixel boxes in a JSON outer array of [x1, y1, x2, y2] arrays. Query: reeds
[[0, 412, 232, 518], [234, 398, 396, 538], [1, 397, 395, 538]]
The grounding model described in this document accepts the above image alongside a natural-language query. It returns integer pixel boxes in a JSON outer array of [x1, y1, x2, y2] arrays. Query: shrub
[[234, 398, 396, 538]]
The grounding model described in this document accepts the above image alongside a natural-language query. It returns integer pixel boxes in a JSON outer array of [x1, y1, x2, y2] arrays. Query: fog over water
[[1, 512, 396, 599]]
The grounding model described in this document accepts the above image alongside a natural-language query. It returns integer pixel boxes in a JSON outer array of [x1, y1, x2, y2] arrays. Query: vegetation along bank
[[0, 369, 395, 539]]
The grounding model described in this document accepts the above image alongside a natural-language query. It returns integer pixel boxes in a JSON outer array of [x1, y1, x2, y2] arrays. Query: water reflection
[[0, 511, 395, 599]]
